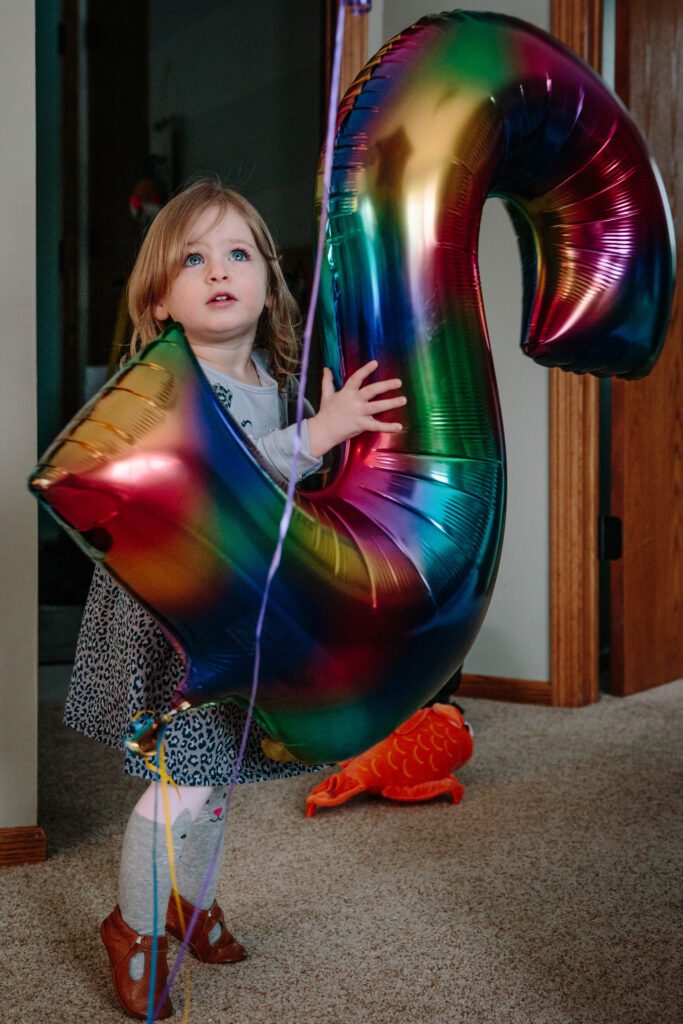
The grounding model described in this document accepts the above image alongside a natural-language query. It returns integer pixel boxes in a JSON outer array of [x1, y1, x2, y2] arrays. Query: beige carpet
[[1, 675, 681, 1024]]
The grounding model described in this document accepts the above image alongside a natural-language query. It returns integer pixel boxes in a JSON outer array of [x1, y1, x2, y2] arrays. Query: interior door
[[609, 0, 683, 695]]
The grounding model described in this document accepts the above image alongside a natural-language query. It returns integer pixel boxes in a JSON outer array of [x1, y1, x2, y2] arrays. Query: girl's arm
[[306, 360, 406, 459], [252, 415, 322, 482], [248, 360, 405, 481]]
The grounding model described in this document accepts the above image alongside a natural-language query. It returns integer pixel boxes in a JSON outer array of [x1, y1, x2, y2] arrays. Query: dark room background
[[37, 0, 327, 658]]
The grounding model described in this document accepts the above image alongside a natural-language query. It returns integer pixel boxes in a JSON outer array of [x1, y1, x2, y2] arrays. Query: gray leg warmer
[[118, 808, 193, 936], [175, 785, 228, 917]]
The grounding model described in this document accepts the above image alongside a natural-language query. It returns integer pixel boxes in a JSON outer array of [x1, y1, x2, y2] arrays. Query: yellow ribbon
[[136, 722, 192, 1024]]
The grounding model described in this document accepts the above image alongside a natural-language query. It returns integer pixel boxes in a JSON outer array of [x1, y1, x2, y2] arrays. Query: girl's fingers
[[361, 378, 403, 399], [346, 359, 379, 388], [365, 397, 407, 414], [363, 418, 404, 433], [320, 367, 336, 401]]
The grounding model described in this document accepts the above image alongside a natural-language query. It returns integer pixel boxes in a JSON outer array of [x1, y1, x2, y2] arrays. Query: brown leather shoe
[[100, 905, 173, 1020], [166, 892, 246, 964]]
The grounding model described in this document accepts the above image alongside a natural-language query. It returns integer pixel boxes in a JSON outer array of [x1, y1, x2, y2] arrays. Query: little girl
[[64, 177, 406, 1020]]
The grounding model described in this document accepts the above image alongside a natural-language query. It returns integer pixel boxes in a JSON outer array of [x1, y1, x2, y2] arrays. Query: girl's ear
[[153, 300, 169, 321]]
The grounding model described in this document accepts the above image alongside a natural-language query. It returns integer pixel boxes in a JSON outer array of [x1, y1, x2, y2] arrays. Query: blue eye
[[230, 248, 250, 262], [184, 252, 203, 266]]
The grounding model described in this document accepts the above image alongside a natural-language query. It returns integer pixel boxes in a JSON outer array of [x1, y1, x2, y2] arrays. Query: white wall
[[0, 3, 38, 826], [369, 1, 551, 681]]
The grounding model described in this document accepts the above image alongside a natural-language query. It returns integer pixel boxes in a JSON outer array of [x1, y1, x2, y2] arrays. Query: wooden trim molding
[[549, 0, 602, 708], [339, 2, 369, 99], [0, 826, 47, 867], [551, 0, 602, 66], [323, 2, 369, 110], [460, 675, 552, 705], [549, 371, 600, 706]]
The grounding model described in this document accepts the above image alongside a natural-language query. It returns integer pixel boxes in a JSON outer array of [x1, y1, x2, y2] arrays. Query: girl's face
[[153, 205, 270, 354]]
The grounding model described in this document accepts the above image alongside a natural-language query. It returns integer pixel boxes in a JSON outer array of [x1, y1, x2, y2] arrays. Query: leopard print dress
[[64, 355, 325, 786]]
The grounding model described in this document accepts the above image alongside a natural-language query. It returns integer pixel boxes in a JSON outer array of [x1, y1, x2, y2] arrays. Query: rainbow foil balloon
[[30, 12, 674, 763]]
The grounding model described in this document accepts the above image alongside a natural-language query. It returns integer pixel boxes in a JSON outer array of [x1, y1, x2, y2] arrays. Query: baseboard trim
[[0, 826, 47, 866], [459, 674, 552, 705]]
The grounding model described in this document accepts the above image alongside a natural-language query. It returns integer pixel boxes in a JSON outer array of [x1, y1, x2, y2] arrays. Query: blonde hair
[[125, 177, 301, 390]]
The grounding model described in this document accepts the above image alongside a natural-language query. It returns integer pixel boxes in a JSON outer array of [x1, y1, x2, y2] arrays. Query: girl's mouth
[[207, 292, 236, 305]]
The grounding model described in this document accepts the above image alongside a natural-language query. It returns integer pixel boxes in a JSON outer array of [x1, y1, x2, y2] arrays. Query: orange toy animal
[[306, 703, 473, 816]]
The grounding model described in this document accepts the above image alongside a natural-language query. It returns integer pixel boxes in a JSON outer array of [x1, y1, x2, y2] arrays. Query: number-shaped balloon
[[30, 12, 674, 763]]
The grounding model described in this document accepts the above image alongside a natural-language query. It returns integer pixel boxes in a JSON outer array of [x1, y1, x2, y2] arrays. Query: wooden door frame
[[336, 1, 603, 709], [547, 2, 602, 708]]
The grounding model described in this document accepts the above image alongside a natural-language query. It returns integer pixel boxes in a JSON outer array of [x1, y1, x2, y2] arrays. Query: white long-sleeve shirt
[[198, 349, 323, 482]]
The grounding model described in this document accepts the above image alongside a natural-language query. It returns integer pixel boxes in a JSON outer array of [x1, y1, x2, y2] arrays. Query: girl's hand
[[307, 360, 406, 459]]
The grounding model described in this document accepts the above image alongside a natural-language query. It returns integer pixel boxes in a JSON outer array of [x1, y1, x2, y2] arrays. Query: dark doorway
[[40, 1, 327, 662]]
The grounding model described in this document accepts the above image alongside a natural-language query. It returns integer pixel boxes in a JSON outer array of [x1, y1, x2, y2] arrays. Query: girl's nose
[[207, 262, 229, 280]]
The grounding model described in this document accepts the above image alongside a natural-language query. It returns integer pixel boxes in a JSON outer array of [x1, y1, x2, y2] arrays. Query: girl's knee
[[135, 781, 214, 823]]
